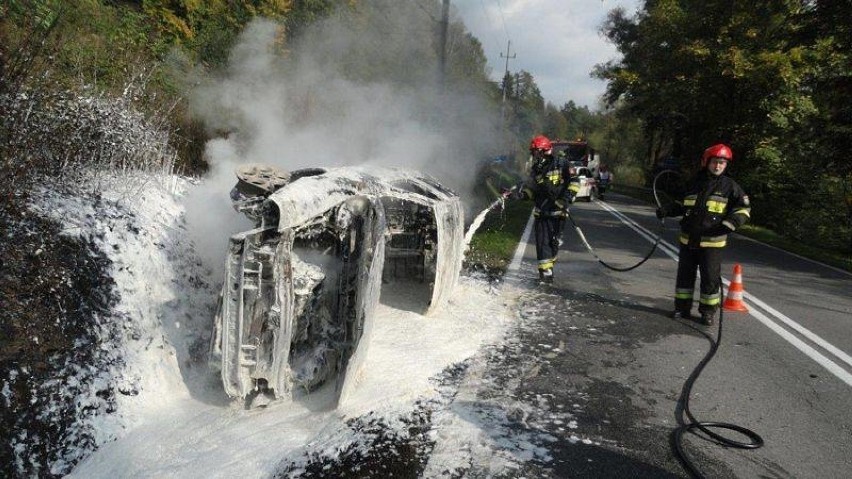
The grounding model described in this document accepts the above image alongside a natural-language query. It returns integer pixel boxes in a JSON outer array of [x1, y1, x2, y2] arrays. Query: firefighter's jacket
[[667, 170, 751, 248], [520, 156, 581, 217]]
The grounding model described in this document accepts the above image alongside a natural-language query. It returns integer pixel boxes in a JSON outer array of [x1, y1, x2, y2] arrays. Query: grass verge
[[736, 224, 852, 272], [465, 199, 532, 275]]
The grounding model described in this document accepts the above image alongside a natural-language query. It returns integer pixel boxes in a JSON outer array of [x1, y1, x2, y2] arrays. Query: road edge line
[[594, 199, 852, 381], [508, 211, 535, 274]]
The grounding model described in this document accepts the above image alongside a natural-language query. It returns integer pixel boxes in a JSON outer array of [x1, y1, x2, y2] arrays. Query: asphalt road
[[502, 192, 852, 478]]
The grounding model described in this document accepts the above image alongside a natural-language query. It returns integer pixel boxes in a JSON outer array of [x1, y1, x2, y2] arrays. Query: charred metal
[[209, 165, 464, 406]]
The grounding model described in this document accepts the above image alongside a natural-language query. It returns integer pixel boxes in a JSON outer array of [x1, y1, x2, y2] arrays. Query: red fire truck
[[551, 139, 593, 167]]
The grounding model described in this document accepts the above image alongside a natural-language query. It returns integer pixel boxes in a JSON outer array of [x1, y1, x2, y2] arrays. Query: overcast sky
[[453, 0, 642, 109]]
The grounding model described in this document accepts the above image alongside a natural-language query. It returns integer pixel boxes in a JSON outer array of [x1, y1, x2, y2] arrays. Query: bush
[[0, 80, 178, 207]]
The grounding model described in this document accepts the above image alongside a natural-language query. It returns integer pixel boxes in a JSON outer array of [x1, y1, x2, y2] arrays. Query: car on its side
[[210, 165, 464, 407]]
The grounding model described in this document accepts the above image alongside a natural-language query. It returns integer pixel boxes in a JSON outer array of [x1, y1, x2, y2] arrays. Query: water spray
[[462, 185, 518, 253]]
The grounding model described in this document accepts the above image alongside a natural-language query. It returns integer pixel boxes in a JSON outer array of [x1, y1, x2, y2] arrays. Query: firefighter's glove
[[555, 199, 569, 213], [655, 207, 667, 219]]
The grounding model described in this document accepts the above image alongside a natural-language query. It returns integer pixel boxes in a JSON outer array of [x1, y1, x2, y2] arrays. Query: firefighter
[[595, 165, 612, 199], [511, 135, 580, 283], [657, 144, 751, 324], [596, 164, 612, 183]]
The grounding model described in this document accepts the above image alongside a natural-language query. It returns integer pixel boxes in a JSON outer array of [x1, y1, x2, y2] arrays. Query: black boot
[[539, 269, 554, 284], [670, 309, 693, 320], [699, 309, 716, 326]]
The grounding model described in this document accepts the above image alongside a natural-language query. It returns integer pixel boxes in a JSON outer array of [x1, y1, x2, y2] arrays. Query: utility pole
[[439, 0, 450, 91], [500, 40, 516, 159], [499, 40, 516, 125]]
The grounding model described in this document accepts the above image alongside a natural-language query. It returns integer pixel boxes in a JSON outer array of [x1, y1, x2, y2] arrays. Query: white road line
[[745, 305, 852, 386], [596, 201, 679, 259], [508, 212, 535, 273], [593, 199, 852, 383], [738, 288, 852, 369]]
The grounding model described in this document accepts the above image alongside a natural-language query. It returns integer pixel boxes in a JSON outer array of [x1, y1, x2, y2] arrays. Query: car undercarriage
[[209, 165, 464, 406]]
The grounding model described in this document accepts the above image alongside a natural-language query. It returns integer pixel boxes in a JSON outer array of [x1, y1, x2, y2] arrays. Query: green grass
[[737, 224, 852, 272], [471, 161, 851, 276], [613, 185, 852, 272], [465, 198, 532, 274]]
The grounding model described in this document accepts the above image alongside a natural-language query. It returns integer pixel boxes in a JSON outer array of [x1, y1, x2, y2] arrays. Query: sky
[[454, 0, 643, 109]]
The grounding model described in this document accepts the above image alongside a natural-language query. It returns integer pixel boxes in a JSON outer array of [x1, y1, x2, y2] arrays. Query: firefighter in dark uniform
[[657, 143, 751, 324], [517, 135, 581, 283]]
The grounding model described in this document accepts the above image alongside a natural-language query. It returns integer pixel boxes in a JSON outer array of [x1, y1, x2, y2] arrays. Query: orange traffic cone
[[723, 263, 749, 312]]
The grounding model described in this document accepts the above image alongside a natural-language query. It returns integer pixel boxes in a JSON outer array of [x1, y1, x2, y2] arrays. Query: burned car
[[209, 164, 464, 406]]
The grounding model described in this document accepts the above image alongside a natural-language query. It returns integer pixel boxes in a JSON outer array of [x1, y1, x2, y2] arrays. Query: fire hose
[[564, 170, 765, 477], [672, 297, 764, 478], [565, 210, 662, 272], [565, 170, 673, 272]]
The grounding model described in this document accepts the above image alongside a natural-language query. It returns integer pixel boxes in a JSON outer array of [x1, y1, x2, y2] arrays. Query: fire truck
[[551, 139, 593, 168], [549, 139, 597, 201]]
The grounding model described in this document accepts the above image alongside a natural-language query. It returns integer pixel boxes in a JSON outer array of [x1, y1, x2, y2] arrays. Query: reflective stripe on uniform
[[679, 233, 727, 247], [568, 184, 580, 193], [699, 236, 727, 247], [534, 207, 565, 217], [699, 291, 721, 306], [547, 171, 561, 184], [675, 288, 693, 299], [683, 195, 697, 207], [706, 200, 727, 213], [538, 257, 556, 269]]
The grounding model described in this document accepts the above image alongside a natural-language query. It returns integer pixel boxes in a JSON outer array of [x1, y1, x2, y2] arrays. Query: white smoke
[[184, 4, 503, 274]]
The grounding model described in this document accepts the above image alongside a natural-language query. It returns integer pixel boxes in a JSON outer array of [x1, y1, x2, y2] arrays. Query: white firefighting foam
[[39, 172, 533, 478]]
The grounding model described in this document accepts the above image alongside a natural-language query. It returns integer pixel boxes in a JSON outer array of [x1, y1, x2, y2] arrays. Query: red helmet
[[529, 135, 552, 152], [701, 143, 733, 167]]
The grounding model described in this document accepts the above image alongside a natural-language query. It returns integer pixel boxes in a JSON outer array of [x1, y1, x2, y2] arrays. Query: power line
[[494, 0, 511, 42], [477, 0, 502, 49]]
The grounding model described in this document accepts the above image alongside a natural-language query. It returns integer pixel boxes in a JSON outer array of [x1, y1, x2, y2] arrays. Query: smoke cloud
[[183, 3, 503, 273]]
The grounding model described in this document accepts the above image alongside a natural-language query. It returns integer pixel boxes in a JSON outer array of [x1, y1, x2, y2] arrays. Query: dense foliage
[[594, 0, 852, 253]]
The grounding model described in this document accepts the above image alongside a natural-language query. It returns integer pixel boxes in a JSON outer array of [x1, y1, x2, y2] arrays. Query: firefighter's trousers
[[675, 245, 723, 314], [534, 215, 564, 272]]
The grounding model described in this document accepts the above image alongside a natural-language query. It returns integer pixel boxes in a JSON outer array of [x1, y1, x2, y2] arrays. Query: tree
[[596, 0, 851, 253], [542, 103, 568, 140], [508, 70, 544, 139]]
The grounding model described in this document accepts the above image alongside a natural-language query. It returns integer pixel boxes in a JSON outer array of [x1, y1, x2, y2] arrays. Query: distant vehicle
[[573, 166, 596, 202], [552, 139, 594, 167]]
